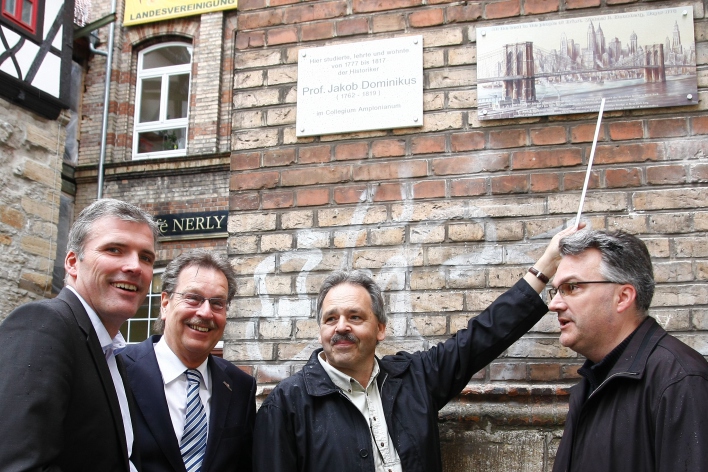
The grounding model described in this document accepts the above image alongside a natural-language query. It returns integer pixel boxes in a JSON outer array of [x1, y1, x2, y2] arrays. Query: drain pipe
[[96, 0, 117, 199]]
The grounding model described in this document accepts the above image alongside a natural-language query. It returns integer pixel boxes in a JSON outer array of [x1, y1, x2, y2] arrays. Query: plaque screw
[[683, 10, 688, 15], [414, 40, 418, 44], [302, 53, 306, 57], [413, 118, 418, 122], [482, 31, 486, 37], [687, 94, 693, 100], [483, 110, 488, 115], [301, 128, 305, 132]]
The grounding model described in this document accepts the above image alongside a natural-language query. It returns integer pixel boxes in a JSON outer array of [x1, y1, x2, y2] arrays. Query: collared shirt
[[154, 336, 212, 443], [318, 353, 403, 472], [67, 286, 138, 472]]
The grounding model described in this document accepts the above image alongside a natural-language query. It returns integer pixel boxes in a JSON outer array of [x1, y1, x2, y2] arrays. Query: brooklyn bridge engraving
[[477, 12, 697, 120]]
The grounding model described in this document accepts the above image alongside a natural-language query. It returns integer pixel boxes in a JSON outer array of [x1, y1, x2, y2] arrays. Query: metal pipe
[[97, 0, 117, 199]]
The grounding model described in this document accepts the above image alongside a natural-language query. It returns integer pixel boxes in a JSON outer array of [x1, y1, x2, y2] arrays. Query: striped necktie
[[180, 369, 207, 472]]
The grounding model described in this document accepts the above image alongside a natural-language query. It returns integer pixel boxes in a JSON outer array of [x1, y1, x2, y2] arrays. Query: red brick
[[353, 161, 427, 181], [256, 365, 290, 383], [564, 171, 600, 191], [647, 117, 688, 138], [372, 139, 405, 158], [562, 364, 582, 379], [231, 171, 279, 190], [433, 153, 508, 176], [353, 0, 423, 14], [282, 166, 350, 186], [692, 164, 708, 182], [450, 178, 486, 196], [490, 362, 525, 380], [335, 142, 369, 161], [284, 1, 347, 23], [529, 363, 561, 381], [646, 165, 686, 185], [302, 22, 335, 41], [267, 26, 298, 45], [238, 10, 284, 30], [594, 143, 663, 165], [299, 145, 331, 164], [270, 0, 299, 5], [489, 128, 527, 149], [232, 152, 261, 171], [566, 0, 600, 8], [491, 174, 528, 194], [446, 4, 482, 23], [570, 123, 600, 143], [485, 0, 520, 19], [609, 120, 643, 141], [605, 168, 641, 188], [412, 180, 445, 199], [296, 188, 330, 206], [530, 126, 566, 146], [264, 148, 296, 167], [337, 17, 369, 36], [512, 148, 582, 169], [263, 191, 295, 209], [372, 183, 404, 201], [606, 0, 638, 4], [409, 8, 444, 27], [230, 193, 260, 210], [237, 0, 266, 10], [334, 185, 368, 204], [451, 131, 485, 152], [372, 13, 405, 32], [411, 135, 445, 155], [530, 173, 560, 192], [525, 0, 559, 14], [692, 116, 708, 135]]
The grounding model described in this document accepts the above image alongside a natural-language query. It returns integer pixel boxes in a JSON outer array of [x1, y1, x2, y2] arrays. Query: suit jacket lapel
[[58, 288, 130, 471], [202, 356, 232, 472], [126, 338, 186, 472]]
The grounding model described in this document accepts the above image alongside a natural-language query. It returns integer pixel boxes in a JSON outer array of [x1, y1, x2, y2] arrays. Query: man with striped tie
[[121, 250, 256, 472]]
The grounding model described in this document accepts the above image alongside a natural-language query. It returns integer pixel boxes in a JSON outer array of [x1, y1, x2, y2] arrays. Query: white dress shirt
[[318, 352, 403, 472], [154, 336, 212, 443], [67, 286, 138, 472]]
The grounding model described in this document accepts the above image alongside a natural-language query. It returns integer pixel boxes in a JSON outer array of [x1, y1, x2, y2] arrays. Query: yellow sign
[[123, 0, 237, 26]]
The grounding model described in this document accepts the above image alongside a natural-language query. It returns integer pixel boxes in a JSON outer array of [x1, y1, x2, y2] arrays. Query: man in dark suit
[[121, 250, 256, 472], [0, 198, 159, 471]]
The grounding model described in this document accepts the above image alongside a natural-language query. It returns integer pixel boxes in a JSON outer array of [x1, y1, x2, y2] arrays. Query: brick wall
[[0, 97, 67, 320], [228, 0, 708, 469]]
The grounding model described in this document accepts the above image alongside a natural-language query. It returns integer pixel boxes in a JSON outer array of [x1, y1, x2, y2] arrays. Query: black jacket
[[253, 279, 548, 472], [552, 317, 708, 472]]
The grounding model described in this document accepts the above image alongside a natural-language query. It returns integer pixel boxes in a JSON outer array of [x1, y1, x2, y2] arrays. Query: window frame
[[122, 268, 164, 344], [132, 42, 193, 160], [1, 0, 38, 34]]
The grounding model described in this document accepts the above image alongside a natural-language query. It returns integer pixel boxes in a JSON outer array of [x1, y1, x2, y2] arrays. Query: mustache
[[331, 333, 358, 344], [185, 318, 218, 330]]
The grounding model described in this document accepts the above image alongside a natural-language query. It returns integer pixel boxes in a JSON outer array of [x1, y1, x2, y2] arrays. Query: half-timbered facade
[[0, 0, 74, 119]]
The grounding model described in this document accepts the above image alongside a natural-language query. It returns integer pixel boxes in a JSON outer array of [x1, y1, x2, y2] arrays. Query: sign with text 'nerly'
[[296, 36, 423, 137], [155, 211, 228, 241]]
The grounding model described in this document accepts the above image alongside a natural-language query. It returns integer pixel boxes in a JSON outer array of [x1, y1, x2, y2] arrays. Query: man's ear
[[616, 284, 637, 314], [65, 250, 78, 280], [160, 292, 170, 320], [377, 323, 386, 343]]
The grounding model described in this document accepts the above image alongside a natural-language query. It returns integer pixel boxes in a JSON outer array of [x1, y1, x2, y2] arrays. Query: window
[[133, 43, 192, 159], [121, 270, 163, 343], [2, 0, 37, 33]]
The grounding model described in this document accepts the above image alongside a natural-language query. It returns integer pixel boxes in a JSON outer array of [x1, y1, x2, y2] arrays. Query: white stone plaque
[[296, 36, 423, 137]]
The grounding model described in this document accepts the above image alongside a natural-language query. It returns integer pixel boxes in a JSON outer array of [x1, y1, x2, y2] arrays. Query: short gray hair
[[153, 249, 237, 334], [559, 229, 655, 314], [67, 199, 159, 259], [316, 270, 387, 325]]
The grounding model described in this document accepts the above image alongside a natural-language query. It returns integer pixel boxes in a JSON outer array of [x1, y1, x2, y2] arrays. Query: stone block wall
[[0, 97, 67, 321], [227, 1, 708, 469]]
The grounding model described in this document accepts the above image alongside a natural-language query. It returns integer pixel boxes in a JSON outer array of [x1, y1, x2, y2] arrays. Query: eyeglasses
[[174, 292, 227, 312], [548, 281, 619, 302]]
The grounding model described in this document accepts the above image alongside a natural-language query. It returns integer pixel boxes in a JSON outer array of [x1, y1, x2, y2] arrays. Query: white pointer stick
[[575, 98, 606, 228]]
